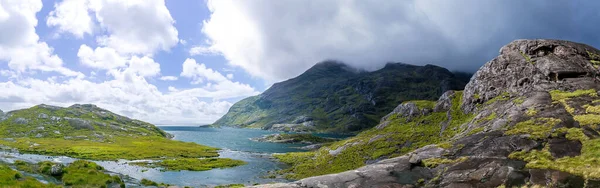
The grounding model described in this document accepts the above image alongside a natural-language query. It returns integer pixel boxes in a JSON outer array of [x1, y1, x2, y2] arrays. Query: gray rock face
[[434, 90, 455, 112], [13, 117, 28, 124], [462, 39, 600, 113]]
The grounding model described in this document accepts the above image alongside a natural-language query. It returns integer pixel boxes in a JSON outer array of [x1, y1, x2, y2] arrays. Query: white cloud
[[181, 58, 228, 84], [47, 0, 179, 55], [180, 58, 258, 99], [226, 73, 233, 79], [0, 0, 83, 78], [160, 76, 178, 81], [92, 0, 178, 55], [77, 44, 126, 70], [201, 0, 585, 81], [47, 0, 94, 38], [125, 56, 160, 77], [0, 76, 241, 124], [189, 45, 220, 56]]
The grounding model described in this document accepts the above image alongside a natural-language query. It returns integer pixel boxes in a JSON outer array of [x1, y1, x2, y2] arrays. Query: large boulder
[[462, 39, 600, 113]]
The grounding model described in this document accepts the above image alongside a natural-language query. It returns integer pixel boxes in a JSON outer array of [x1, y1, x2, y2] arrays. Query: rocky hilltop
[[213, 61, 470, 132], [256, 39, 600, 187]]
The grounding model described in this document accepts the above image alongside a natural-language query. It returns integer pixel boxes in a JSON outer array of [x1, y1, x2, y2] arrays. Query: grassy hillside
[[213, 61, 470, 132], [0, 104, 244, 171]]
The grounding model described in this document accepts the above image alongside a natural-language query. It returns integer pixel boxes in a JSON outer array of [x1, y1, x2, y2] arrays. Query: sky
[[0, 0, 598, 125]]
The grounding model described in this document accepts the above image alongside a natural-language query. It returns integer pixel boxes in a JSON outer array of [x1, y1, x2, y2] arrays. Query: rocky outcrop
[[462, 39, 600, 113]]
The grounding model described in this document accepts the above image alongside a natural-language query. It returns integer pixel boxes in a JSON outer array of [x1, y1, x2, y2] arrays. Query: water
[[2, 126, 352, 187]]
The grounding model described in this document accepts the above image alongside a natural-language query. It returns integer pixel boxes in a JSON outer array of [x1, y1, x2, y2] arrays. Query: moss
[[484, 92, 510, 105], [574, 114, 600, 127], [565, 128, 589, 141], [14, 160, 35, 173], [62, 160, 122, 188], [436, 142, 453, 149], [520, 50, 534, 64], [422, 157, 468, 168], [525, 108, 538, 116], [275, 91, 475, 179], [513, 97, 525, 105], [473, 94, 481, 100], [510, 139, 600, 178], [505, 118, 561, 140], [140, 178, 159, 186], [475, 112, 496, 124], [132, 158, 246, 171], [467, 127, 485, 136], [550, 89, 598, 101], [584, 105, 600, 114]]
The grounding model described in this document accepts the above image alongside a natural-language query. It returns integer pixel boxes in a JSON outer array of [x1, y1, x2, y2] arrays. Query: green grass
[[0, 164, 59, 187], [404, 100, 436, 110], [484, 92, 510, 105], [0, 137, 219, 161], [467, 127, 485, 136], [504, 118, 561, 140], [274, 91, 475, 179], [62, 160, 124, 188], [132, 158, 246, 171]]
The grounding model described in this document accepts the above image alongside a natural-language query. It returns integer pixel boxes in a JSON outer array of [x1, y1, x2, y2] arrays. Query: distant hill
[[213, 61, 471, 132], [0, 104, 169, 140]]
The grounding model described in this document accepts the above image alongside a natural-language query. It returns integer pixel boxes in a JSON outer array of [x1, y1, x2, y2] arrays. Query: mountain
[[213, 61, 471, 132], [256, 39, 600, 187]]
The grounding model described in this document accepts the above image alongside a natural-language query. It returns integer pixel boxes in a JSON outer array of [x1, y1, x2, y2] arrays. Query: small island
[[250, 133, 338, 145]]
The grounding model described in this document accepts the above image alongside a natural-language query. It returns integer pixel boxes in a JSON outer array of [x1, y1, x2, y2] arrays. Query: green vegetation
[[62, 160, 124, 188], [549, 89, 597, 115], [132, 158, 246, 171], [565, 128, 589, 141], [574, 114, 600, 128], [504, 118, 561, 140], [254, 133, 338, 144], [513, 97, 525, 105], [520, 50, 534, 64], [484, 92, 510, 105], [0, 137, 219, 161], [585, 104, 600, 114], [0, 104, 247, 173], [213, 62, 470, 132], [550, 89, 597, 101], [526, 108, 538, 116], [274, 91, 475, 179], [0, 164, 59, 187], [141, 178, 159, 186], [405, 100, 436, 110], [587, 50, 600, 67], [215, 184, 246, 188], [422, 157, 468, 168], [467, 127, 485, 136], [510, 139, 600, 178], [475, 112, 496, 124]]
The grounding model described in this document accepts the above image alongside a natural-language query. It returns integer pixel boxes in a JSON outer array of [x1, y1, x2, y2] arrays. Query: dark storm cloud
[[201, 0, 600, 81]]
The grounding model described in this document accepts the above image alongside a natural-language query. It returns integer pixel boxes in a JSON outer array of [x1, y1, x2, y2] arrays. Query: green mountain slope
[[213, 61, 471, 132], [256, 39, 600, 188]]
